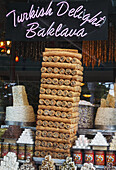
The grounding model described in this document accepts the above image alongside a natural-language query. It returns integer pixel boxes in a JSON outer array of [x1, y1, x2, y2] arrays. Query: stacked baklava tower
[[35, 48, 83, 159]]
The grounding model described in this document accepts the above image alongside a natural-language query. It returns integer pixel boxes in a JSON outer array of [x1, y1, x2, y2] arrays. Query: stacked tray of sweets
[[35, 48, 83, 159]]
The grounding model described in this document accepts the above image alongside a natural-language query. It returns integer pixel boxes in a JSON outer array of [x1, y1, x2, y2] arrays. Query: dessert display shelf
[[72, 149, 116, 168], [1, 125, 36, 131], [77, 164, 108, 169], [5, 121, 36, 127], [78, 128, 116, 136], [33, 157, 65, 165]]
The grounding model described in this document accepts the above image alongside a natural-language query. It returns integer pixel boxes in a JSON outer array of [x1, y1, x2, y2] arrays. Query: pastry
[[47, 67, 53, 73], [48, 56, 53, 62], [40, 87, 45, 94], [46, 88, 51, 94], [53, 56, 60, 62], [41, 67, 47, 73], [41, 84, 81, 92], [59, 68, 65, 74], [38, 105, 78, 112], [66, 57, 72, 63], [45, 48, 78, 53], [43, 51, 82, 59], [53, 67, 59, 74], [42, 62, 83, 70]]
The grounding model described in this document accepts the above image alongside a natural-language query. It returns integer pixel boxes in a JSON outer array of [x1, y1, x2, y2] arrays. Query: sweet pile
[[17, 129, 34, 144], [81, 163, 96, 170], [39, 155, 55, 170], [19, 158, 37, 170], [6, 85, 35, 126], [90, 132, 109, 150], [73, 135, 90, 149], [59, 157, 76, 170], [109, 132, 116, 150], [35, 48, 83, 159], [0, 152, 19, 170]]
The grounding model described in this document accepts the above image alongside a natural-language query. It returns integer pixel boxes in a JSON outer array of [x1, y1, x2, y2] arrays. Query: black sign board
[[6, 0, 108, 41]]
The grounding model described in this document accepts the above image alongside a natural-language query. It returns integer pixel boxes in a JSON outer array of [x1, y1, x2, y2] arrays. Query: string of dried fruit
[[98, 40, 101, 66], [96, 40, 99, 59], [99, 40, 102, 63], [111, 26, 114, 62], [92, 56, 94, 69], [94, 41, 97, 61], [92, 41, 95, 65], [82, 41, 86, 65], [35, 42, 38, 61], [85, 41, 88, 67], [39, 42, 41, 56], [115, 29, 116, 62], [41, 42, 44, 56], [104, 40, 107, 62], [109, 25, 112, 62], [88, 41, 91, 66], [87, 40, 90, 67], [30, 42, 33, 60], [100, 41, 103, 63], [33, 42, 36, 60]]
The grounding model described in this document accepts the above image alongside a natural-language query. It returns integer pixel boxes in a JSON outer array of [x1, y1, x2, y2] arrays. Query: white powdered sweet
[[73, 135, 90, 149], [81, 163, 96, 170], [0, 152, 19, 170], [90, 132, 109, 146], [6, 85, 35, 123], [17, 129, 34, 144]]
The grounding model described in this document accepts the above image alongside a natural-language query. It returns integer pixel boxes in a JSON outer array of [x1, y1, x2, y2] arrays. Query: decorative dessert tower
[[35, 48, 83, 159], [95, 84, 116, 129], [5, 85, 35, 126]]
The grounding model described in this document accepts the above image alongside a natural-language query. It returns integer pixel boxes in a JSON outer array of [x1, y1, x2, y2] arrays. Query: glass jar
[[85, 150, 94, 164], [73, 150, 83, 165], [18, 144, 25, 160], [10, 143, 17, 156], [2, 143, 9, 157], [106, 151, 115, 166], [26, 144, 34, 159], [95, 151, 105, 166]]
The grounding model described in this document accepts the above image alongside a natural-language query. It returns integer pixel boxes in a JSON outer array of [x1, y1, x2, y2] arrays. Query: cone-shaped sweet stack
[[35, 48, 83, 159]]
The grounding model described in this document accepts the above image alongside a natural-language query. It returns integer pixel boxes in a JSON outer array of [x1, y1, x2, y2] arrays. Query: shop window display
[[0, 0, 115, 169]]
